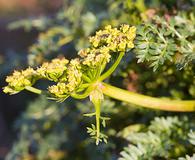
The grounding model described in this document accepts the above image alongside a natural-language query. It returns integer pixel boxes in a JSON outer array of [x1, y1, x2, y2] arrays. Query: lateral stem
[[71, 85, 94, 99], [101, 83, 195, 112], [25, 86, 42, 94], [98, 52, 125, 81]]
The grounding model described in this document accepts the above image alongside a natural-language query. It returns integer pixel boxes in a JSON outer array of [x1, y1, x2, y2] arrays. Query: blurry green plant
[[3, 23, 195, 145], [135, 14, 195, 71], [3, 0, 195, 159], [4, 24, 138, 145], [118, 116, 195, 159], [5, 95, 118, 160]]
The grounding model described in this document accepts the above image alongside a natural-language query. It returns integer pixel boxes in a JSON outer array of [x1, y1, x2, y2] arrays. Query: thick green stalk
[[98, 52, 125, 81], [101, 83, 195, 112]]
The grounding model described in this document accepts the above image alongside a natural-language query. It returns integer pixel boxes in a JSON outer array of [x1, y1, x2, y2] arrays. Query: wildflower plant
[[3, 24, 195, 145]]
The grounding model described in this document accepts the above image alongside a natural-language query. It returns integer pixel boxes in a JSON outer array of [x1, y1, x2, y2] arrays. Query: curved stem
[[76, 83, 90, 92], [71, 85, 94, 99], [25, 86, 42, 94], [98, 52, 125, 81], [71, 92, 90, 99], [101, 83, 195, 112]]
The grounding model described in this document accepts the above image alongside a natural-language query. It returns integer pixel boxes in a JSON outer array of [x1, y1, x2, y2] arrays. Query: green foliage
[[135, 13, 195, 71], [178, 155, 195, 160], [188, 130, 195, 146], [8, 0, 104, 66], [178, 131, 195, 160], [5, 96, 118, 160], [6, 96, 69, 160], [28, 26, 72, 66], [8, 17, 51, 31], [118, 116, 195, 160]]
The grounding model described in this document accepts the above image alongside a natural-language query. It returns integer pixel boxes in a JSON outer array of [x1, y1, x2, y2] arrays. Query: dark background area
[[0, 1, 63, 158]]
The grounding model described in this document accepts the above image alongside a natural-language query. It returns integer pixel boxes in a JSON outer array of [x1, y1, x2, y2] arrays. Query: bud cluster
[[79, 25, 136, 67], [37, 58, 69, 82], [89, 25, 136, 52], [3, 68, 37, 94], [4, 58, 82, 98], [48, 58, 82, 98]]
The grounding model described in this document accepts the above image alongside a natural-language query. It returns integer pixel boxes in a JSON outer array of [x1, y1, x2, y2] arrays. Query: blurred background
[[0, 0, 194, 160], [0, 0, 63, 158]]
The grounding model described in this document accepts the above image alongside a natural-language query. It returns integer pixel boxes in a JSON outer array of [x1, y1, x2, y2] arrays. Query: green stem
[[78, 83, 90, 90], [25, 86, 42, 94], [92, 99, 101, 145], [71, 92, 90, 99], [100, 60, 107, 74], [98, 52, 125, 81], [71, 85, 94, 99], [101, 83, 195, 112], [82, 74, 91, 83], [95, 65, 103, 80]]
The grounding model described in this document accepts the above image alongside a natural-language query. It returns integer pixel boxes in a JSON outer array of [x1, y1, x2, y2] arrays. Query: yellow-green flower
[[89, 24, 136, 52], [37, 58, 69, 82], [48, 82, 68, 98], [81, 47, 111, 67], [48, 58, 82, 98], [66, 58, 82, 92], [3, 68, 37, 94], [79, 25, 136, 68]]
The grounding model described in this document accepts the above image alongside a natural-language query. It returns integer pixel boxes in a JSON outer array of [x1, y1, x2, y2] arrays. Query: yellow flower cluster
[[48, 83, 68, 98], [3, 24, 136, 99], [89, 24, 136, 52], [66, 58, 82, 92], [3, 57, 83, 98], [79, 25, 136, 67], [37, 58, 69, 82], [79, 47, 111, 67], [3, 68, 37, 94], [48, 58, 82, 98]]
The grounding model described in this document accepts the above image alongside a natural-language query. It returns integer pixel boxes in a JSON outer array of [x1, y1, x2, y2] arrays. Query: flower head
[[48, 82, 68, 98], [66, 58, 82, 92], [79, 25, 136, 67], [80, 47, 111, 67], [48, 58, 82, 98], [89, 24, 136, 52], [37, 58, 69, 82], [3, 68, 37, 94]]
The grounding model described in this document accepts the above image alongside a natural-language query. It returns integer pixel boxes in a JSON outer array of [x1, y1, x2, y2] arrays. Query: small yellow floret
[[48, 83, 68, 98]]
